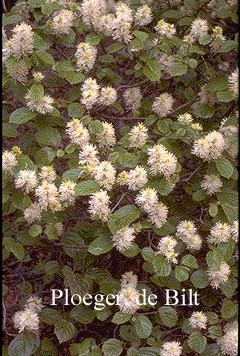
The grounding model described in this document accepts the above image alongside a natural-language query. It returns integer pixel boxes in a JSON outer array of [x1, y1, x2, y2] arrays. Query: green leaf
[[217, 90, 234, 102], [217, 40, 237, 53], [135, 347, 160, 356], [119, 153, 139, 168], [108, 43, 124, 53], [174, 266, 189, 281], [9, 108, 37, 125], [88, 120, 104, 135], [85, 33, 102, 46], [215, 158, 234, 179], [4, 237, 25, 261], [54, 320, 76, 344], [206, 249, 224, 270], [143, 66, 160, 81], [88, 235, 113, 256], [169, 62, 188, 76], [158, 306, 178, 327], [36, 127, 61, 147], [188, 331, 207, 353], [68, 103, 85, 118], [75, 180, 100, 196], [35, 50, 55, 66], [112, 312, 132, 325], [28, 84, 44, 101], [28, 224, 42, 237], [192, 103, 215, 119], [134, 315, 153, 339], [146, 60, 161, 80], [209, 326, 222, 339], [133, 31, 149, 42], [108, 205, 141, 234], [35, 147, 55, 165], [70, 305, 95, 324], [152, 255, 171, 277], [8, 332, 40, 356], [64, 71, 85, 84], [209, 204, 218, 217], [181, 254, 199, 269], [191, 270, 209, 289], [221, 301, 238, 320], [62, 169, 81, 182], [102, 339, 123, 356]]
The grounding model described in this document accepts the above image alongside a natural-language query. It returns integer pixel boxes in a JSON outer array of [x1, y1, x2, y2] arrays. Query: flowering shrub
[[2, 0, 238, 355]]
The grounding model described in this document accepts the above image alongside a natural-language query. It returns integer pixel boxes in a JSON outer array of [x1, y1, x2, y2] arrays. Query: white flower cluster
[[2, 150, 18, 175], [159, 341, 182, 356], [207, 222, 232, 244], [96, 122, 116, 149], [178, 112, 193, 125], [152, 93, 174, 118], [13, 296, 43, 333], [79, 144, 99, 172], [66, 119, 90, 147], [80, 0, 107, 32], [192, 131, 226, 161], [59, 181, 76, 207], [210, 26, 226, 51], [156, 235, 178, 264], [189, 311, 208, 330], [25, 91, 54, 114], [117, 272, 140, 314], [155, 20, 176, 38], [189, 18, 209, 40], [4, 22, 34, 59], [218, 322, 238, 356], [112, 2, 133, 43], [207, 261, 231, 289], [88, 189, 110, 222], [148, 144, 177, 179], [123, 87, 142, 112], [75, 42, 97, 72], [118, 166, 148, 191], [135, 188, 168, 228], [15, 170, 38, 194], [92, 161, 116, 190], [228, 68, 239, 98], [52, 9, 74, 34], [200, 174, 223, 195], [112, 226, 137, 252], [81, 78, 117, 109], [129, 123, 148, 148], [134, 5, 153, 27], [176, 220, 202, 250]]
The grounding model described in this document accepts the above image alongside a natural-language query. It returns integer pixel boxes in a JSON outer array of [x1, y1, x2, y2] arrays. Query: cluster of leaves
[[2, 0, 238, 355]]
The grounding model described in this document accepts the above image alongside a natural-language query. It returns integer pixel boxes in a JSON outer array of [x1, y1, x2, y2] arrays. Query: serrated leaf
[[68, 103, 85, 118], [158, 306, 178, 327], [28, 224, 42, 237], [215, 158, 234, 179], [8, 332, 40, 356], [75, 180, 100, 196], [88, 235, 113, 256], [206, 250, 224, 270], [191, 270, 209, 289], [9, 108, 37, 125], [174, 266, 189, 281], [102, 339, 123, 356], [35, 50, 55, 66], [54, 320, 76, 344], [169, 62, 188, 76], [108, 205, 141, 234], [112, 312, 132, 325], [181, 254, 199, 269], [221, 301, 238, 320], [152, 255, 171, 277], [188, 331, 207, 353], [134, 315, 152, 339], [36, 127, 61, 147], [4, 237, 25, 261]]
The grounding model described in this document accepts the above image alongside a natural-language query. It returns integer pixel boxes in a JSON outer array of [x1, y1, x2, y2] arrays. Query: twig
[[2, 299, 17, 337], [2, 0, 7, 13], [110, 193, 128, 213]]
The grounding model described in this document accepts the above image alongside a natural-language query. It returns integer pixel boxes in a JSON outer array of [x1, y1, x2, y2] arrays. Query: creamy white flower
[[80, 0, 107, 31], [148, 202, 168, 228], [25, 92, 54, 114], [92, 161, 116, 190], [210, 26, 226, 50], [129, 123, 148, 148], [117, 285, 140, 314], [15, 170, 38, 194], [192, 131, 226, 161], [155, 19, 176, 38], [148, 144, 177, 178], [88, 189, 110, 222], [13, 308, 40, 333], [99, 86, 117, 106], [112, 226, 136, 252], [126, 166, 148, 191], [66, 119, 90, 147], [156, 235, 178, 264], [79, 144, 99, 172], [189, 311, 208, 330], [112, 2, 133, 43], [39, 166, 56, 183], [178, 113, 193, 125], [200, 174, 223, 195], [2, 151, 18, 174], [208, 222, 232, 244], [23, 203, 42, 224], [96, 122, 116, 149], [7, 22, 34, 59], [81, 77, 100, 109], [121, 271, 138, 288], [123, 87, 142, 112], [176, 220, 197, 239], [228, 69, 238, 98], [185, 233, 202, 251], [152, 93, 174, 118], [98, 14, 115, 36], [52, 9, 74, 34], [134, 5, 152, 26], [35, 182, 61, 212], [207, 262, 231, 289], [135, 188, 158, 213], [190, 18, 208, 39], [6, 58, 29, 84], [231, 221, 238, 242], [33, 71, 44, 82], [59, 180, 76, 206], [191, 123, 203, 131], [218, 322, 238, 356], [26, 296, 44, 313], [160, 341, 182, 356], [75, 42, 97, 72]]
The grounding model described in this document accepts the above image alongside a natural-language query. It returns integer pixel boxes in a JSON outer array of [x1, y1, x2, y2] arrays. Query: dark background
[[3, 0, 17, 12]]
